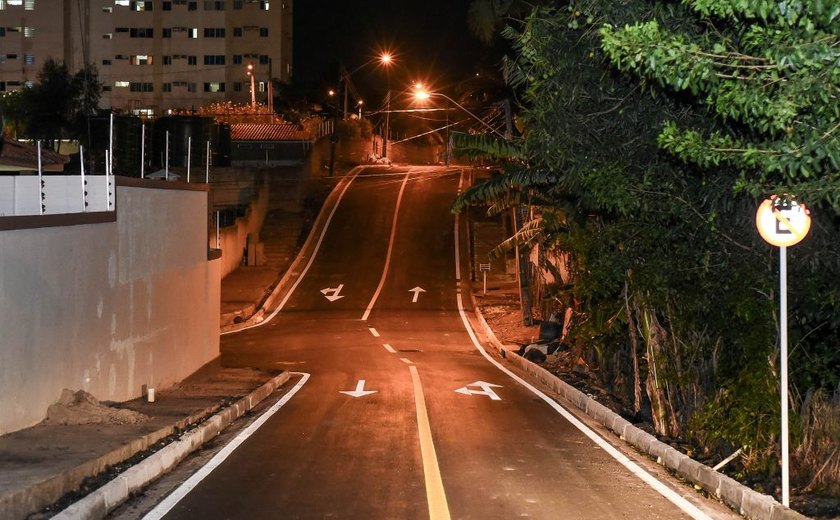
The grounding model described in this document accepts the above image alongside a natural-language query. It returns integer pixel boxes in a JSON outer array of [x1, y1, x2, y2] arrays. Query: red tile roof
[[230, 123, 311, 141], [0, 139, 70, 172]]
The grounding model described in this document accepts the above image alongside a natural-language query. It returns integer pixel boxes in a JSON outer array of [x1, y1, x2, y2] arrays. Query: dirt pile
[[43, 389, 148, 426]]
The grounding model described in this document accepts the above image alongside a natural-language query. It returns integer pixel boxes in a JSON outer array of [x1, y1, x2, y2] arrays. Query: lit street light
[[412, 85, 506, 139], [246, 63, 256, 110], [357, 100, 364, 119]]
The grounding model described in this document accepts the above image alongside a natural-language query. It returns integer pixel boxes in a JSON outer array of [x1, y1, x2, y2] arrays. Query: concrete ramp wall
[[0, 178, 220, 435]]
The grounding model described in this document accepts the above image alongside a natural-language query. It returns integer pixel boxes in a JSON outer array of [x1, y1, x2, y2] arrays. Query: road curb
[[51, 371, 291, 520], [467, 292, 809, 520], [221, 165, 368, 334]]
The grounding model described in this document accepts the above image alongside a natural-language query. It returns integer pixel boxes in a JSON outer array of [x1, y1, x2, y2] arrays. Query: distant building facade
[[0, 0, 293, 115]]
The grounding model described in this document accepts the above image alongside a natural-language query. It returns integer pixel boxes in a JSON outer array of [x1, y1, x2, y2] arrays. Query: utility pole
[[268, 58, 273, 115], [383, 90, 391, 159]]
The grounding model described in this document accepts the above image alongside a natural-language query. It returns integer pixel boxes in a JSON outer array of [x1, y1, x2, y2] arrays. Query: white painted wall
[[0, 181, 220, 435]]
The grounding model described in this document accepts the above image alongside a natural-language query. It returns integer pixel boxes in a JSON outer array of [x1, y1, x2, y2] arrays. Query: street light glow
[[380, 53, 393, 65]]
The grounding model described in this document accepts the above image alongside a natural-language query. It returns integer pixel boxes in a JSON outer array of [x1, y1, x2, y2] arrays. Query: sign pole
[[756, 195, 810, 509], [780, 245, 789, 507]]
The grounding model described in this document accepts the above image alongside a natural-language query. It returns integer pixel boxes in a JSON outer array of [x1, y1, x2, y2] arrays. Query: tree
[[454, 1, 840, 492], [600, 1, 840, 210], [24, 58, 76, 149]]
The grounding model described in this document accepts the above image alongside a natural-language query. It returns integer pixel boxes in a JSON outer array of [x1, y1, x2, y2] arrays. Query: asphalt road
[[130, 166, 737, 520]]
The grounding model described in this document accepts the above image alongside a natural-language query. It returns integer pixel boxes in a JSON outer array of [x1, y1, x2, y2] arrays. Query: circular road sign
[[755, 197, 811, 247]]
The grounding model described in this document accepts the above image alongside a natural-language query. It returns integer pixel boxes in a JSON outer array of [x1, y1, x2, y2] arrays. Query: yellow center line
[[409, 365, 451, 520]]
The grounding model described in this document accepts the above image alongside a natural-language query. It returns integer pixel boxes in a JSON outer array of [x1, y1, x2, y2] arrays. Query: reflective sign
[[755, 197, 811, 247]]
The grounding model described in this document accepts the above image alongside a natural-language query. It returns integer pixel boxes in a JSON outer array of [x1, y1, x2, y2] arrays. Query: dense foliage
[[0, 59, 102, 149], [460, 0, 840, 494]]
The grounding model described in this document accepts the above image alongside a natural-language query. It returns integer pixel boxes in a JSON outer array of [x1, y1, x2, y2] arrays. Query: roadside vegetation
[[458, 0, 840, 510]]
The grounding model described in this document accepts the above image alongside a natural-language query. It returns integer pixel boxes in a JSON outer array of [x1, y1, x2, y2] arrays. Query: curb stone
[[467, 291, 809, 520], [51, 371, 291, 520]]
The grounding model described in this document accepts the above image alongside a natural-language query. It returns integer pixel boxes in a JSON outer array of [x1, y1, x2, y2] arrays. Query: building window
[[162, 1, 171, 10], [24, 80, 33, 88], [130, 1, 152, 11], [102, 59, 112, 65], [130, 28, 154, 38], [203, 28, 225, 37], [0, 28, 5, 36], [203, 1, 223, 10], [115, 81, 130, 88], [233, 82, 241, 92], [129, 82, 154, 92], [204, 82, 225, 92], [162, 83, 172, 92], [259, 55, 269, 64], [259, 27, 268, 37], [23, 26, 34, 37], [203, 55, 225, 65], [260, 1, 268, 10], [24, 0, 34, 9], [0, 82, 5, 91], [188, 55, 197, 65], [102, 33, 113, 39], [163, 55, 172, 65], [232, 54, 242, 64], [24, 53, 34, 64], [102, 6, 112, 12], [187, 27, 198, 38], [130, 54, 153, 65], [188, 83, 197, 92], [187, 1, 196, 9], [115, 0, 129, 6], [233, 0, 242, 8], [233, 27, 242, 37], [103, 86, 112, 92], [115, 27, 129, 33]]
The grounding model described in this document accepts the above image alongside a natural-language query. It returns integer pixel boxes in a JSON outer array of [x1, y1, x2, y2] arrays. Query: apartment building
[[0, 0, 293, 115]]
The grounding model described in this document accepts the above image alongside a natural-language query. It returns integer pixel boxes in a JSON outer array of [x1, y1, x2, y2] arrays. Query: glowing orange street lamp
[[357, 99, 364, 118], [246, 63, 256, 110]]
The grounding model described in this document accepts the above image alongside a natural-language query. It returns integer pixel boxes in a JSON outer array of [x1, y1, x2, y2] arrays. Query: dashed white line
[[400, 358, 414, 365], [369, 327, 380, 337], [383, 344, 396, 353]]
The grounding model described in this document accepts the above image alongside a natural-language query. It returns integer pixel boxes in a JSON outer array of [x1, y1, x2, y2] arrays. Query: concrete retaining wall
[[215, 180, 269, 279], [0, 179, 220, 435]]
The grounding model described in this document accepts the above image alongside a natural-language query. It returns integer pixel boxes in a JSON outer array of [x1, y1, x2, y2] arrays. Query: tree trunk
[[624, 280, 643, 415]]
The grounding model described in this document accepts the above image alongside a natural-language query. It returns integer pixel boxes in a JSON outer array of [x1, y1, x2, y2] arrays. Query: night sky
[[292, 0, 500, 99]]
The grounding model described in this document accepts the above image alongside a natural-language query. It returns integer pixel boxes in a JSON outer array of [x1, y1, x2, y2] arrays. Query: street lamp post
[[247, 63, 256, 110]]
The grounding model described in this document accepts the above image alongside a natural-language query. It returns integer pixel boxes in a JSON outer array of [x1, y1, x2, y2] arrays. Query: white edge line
[[222, 169, 363, 335], [361, 172, 411, 321], [452, 211, 711, 520], [142, 372, 311, 520]]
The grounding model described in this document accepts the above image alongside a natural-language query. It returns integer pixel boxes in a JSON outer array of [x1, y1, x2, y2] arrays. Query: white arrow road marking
[[454, 381, 502, 401], [339, 379, 378, 398], [409, 286, 427, 303], [320, 284, 345, 302]]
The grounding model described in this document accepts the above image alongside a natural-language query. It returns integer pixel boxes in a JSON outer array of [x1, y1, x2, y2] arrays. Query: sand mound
[[44, 389, 149, 426]]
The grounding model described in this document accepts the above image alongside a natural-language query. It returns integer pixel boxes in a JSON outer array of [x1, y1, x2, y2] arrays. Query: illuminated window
[[115, 81, 130, 88], [102, 6, 112, 12], [0, 0, 7, 9], [24, 0, 34, 9], [130, 1, 152, 11], [8, 0, 21, 5], [204, 82, 225, 92], [23, 26, 34, 37], [102, 33, 113, 39], [130, 54, 152, 65], [260, 1, 268, 10], [187, 27, 197, 38], [24, 53, 33, 64], [115, 0, 129, 6]]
